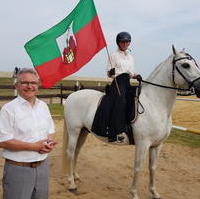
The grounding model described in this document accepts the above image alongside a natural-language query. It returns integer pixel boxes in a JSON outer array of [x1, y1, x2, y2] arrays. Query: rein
[[140, 79, 190, 91]]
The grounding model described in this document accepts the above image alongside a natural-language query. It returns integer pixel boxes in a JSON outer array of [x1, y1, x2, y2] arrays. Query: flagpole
[[105, 46, 121, 96]]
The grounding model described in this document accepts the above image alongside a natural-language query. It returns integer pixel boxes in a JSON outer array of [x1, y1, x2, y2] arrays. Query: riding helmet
[[116, 32, 131, 45]]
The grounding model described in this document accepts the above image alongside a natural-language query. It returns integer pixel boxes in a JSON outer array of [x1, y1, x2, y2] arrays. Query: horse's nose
[[193, 78, 200, 98]]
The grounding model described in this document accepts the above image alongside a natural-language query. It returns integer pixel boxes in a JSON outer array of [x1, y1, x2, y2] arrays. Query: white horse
[[63, 46, 200, 199]]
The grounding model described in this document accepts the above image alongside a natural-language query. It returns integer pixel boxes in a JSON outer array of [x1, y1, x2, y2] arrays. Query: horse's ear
[[172, 45, 178, 55]]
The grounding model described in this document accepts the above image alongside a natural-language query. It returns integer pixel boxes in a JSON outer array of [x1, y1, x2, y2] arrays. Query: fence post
[[76, 81, 80, 89], [60, 83, 63, 105], [12, 67, 20, 96], [74, 81, 81, 91], [49, 97, 53, 105], [13, 78, 17, 96]]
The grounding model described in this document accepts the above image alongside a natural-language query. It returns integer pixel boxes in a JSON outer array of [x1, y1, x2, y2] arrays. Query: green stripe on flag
[[72, 0, 97, 34]]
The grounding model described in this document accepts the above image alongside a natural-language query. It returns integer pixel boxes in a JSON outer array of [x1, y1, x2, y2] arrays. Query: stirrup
[[117, 132, 129, 144], [108, 133, 129, 144]]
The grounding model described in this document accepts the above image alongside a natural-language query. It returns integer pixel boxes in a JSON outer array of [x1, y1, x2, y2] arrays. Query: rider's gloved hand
[[136, 74, 142, 81], [108, 68, 115, 77]]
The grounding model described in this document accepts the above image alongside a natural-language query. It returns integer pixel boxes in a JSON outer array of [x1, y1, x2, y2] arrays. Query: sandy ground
[[0, 98, 199, 199], [172, 97, 200, 129]]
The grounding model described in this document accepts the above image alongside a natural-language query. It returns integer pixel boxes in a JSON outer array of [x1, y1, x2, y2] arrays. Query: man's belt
[[5, 159, 45, 168]]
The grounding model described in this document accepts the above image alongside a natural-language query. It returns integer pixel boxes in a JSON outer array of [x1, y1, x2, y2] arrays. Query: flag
[[24, 0, 106, 88]]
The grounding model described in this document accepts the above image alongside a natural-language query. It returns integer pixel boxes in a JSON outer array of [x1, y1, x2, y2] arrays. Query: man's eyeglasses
[[18, 81, 39, 86]]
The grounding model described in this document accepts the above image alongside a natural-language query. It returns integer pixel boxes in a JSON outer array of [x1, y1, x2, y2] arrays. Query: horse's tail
[[62, 115, 68, 174]]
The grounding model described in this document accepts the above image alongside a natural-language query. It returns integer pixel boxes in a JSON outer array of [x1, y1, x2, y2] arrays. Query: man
[[0, 68, 57, 199]]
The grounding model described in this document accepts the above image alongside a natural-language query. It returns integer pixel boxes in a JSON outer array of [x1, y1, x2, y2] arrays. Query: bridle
[[141, 53, 200, 92], [172, 53, 200, 88], [136, 53, 200, 115]]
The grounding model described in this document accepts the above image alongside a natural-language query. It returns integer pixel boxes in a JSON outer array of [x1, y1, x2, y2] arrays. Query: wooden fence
[[0, 83, 105, 105]]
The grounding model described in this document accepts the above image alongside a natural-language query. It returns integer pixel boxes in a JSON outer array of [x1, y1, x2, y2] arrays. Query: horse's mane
[[146, 54, 173, 82]]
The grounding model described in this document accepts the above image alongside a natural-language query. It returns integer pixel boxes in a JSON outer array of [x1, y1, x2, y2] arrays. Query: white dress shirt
[[0, 96, 55, 162], [107, 49, 136, 77]]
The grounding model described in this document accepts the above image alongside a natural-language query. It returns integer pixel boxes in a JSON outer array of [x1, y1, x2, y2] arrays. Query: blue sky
[[0, 0, 200, 79]]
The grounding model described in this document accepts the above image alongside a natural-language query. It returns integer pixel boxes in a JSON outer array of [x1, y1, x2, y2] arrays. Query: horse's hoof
[[151, 191, 161, 199], [74, 173, 81, 181], [68, 188, 78, 194]]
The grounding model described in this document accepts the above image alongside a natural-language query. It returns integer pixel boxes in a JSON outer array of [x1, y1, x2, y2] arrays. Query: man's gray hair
[[16, 68, 39, 82]]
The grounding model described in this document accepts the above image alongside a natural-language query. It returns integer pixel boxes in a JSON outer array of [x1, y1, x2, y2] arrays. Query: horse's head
[[172, 45, 200, 97]]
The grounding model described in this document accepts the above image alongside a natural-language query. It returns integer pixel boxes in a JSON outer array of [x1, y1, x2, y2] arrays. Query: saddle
[[91, 84, 141, 145]]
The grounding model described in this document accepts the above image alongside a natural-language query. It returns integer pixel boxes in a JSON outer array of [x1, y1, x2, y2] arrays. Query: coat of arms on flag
[[62, 23, 77, 64]]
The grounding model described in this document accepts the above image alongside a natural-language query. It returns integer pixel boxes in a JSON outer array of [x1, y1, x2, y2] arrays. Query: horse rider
[[107, 31, 142, 143]]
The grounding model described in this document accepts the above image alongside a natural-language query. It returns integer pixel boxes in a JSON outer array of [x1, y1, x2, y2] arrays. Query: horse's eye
[[182, 63, 190, 69]]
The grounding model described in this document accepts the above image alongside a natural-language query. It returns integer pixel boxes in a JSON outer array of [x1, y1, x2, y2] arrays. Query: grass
[[0, 77, 15, 96], [167, 128, 200, 148], [0, 90, 14, 96], [0, 77, 14, 85], [48, 104, 64, 116]]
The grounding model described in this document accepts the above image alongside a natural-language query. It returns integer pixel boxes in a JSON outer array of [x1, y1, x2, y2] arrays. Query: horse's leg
[[73, 128, 89, 180], [149, 144, 163, 199], [131, 141, 149, 199], [67, 127, 81, 191]]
